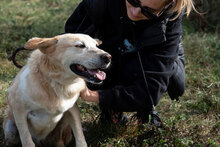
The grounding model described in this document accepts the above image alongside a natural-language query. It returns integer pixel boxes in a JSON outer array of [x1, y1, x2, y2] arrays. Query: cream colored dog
[[3, 33, 111, 147]]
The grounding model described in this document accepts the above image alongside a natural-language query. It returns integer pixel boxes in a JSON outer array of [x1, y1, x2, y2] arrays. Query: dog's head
[[24, 33, 111, 84]]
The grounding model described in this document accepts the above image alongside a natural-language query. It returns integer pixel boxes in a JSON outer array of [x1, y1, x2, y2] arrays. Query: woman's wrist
[[88, 90, 100, 103], [80, 87, 100, 103]]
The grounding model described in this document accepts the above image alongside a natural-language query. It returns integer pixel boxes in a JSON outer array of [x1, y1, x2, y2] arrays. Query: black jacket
[[65, 0, 183, 112]]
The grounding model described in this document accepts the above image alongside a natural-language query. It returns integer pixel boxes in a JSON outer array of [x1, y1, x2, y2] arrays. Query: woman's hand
[[80, 85, 100, 103]]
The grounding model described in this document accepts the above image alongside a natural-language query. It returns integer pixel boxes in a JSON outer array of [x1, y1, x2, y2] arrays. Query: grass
[[0, 0, 219, 146]]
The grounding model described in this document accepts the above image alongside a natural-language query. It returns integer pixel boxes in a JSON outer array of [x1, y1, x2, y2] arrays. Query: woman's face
[[125, 0, 167, 21]]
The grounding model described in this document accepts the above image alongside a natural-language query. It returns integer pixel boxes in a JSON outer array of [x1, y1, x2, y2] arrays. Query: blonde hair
[[168, 0, 197, 20]]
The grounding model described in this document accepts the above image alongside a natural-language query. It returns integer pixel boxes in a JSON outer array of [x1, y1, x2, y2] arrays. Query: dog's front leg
[[68, 104, 87, 147], [13, 108, 35, 147]]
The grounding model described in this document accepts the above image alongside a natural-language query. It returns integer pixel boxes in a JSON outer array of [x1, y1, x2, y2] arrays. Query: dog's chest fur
[[16, 66, 84, 138]]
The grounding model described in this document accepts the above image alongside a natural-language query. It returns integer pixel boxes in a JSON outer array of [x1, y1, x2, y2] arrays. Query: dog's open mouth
[[70, 64, 106, 83]]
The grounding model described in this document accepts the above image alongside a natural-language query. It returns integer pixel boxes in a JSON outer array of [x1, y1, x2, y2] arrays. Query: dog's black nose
[[100, 54, 112, 64]]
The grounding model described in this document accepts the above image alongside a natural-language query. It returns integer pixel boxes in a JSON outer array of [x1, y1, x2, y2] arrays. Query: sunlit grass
[[0, 0, 219, 146]]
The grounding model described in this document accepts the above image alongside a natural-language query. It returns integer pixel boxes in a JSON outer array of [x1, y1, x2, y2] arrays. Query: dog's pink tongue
[[87, 69, 106, 80]]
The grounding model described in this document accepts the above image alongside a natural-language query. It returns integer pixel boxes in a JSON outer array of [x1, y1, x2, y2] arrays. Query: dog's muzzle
[[70, 53, 111, 84]]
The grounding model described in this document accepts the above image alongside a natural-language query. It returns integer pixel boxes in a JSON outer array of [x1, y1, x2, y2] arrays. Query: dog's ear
[[24, 37, 58, 54], [95, 39, 102, 46]]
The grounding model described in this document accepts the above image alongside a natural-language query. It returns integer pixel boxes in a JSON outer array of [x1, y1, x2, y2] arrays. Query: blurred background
[[188, 0, 220, 32], [0, 0, 219, 146]]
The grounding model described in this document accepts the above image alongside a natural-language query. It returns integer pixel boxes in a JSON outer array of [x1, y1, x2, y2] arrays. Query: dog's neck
[[26, 50, 85, 101], [28, 50, 84, 86]]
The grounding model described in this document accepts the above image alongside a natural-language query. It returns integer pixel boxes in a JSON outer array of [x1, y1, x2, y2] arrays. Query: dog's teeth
[[77, 65, 86, 71]]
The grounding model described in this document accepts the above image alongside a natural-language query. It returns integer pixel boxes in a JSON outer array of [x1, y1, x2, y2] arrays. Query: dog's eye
[[75, 44, 86, 48]]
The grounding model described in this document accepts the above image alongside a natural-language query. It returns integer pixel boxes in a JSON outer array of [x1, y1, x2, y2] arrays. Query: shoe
[[136, 110, 162, 127], [99, 110, 128, 124]]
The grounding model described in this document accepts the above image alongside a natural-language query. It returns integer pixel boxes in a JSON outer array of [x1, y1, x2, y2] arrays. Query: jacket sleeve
[[98, 77, 155, 112], [98, 13, 184, 112]]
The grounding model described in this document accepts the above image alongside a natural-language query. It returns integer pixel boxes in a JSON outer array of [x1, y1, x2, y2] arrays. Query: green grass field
[[0, 0, 219, 146]]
